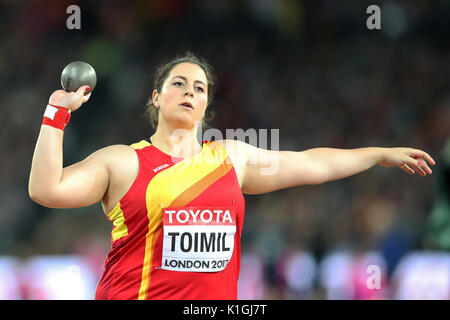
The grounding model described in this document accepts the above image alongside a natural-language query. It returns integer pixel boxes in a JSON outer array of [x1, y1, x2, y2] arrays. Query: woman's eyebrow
[[172, 75, 206, 86]]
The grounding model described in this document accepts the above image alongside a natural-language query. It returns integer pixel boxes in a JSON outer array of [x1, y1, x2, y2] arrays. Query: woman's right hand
[[48, 85, 91, 112]]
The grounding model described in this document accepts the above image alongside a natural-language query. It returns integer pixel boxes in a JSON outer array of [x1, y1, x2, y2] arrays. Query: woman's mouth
[[180, 102, 194, 110]]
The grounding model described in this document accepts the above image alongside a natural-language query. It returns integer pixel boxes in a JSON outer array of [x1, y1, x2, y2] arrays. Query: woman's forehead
[[168, 62, 207, 83]]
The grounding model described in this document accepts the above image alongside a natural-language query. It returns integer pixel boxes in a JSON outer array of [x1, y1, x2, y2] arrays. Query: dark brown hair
[[145, 52, 217, 130]]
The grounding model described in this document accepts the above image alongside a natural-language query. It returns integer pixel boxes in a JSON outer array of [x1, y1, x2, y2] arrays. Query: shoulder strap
[[206, 140, 228, 161], [130, 140, 152, 150]]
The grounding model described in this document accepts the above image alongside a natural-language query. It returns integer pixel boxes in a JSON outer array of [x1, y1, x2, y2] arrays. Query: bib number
[[161, 207, 236, 272]]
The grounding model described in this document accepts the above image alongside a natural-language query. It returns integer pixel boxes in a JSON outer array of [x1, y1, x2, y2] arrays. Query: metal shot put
[[61, 61, 96, 95]]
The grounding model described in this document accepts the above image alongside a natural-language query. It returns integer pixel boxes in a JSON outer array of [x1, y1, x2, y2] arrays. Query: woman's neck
[[150, 124, 202, 158]]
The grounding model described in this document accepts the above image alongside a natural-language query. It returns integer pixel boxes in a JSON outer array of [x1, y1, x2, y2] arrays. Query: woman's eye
[[196, 87, 204, 92], [174, 81, 184, 87]]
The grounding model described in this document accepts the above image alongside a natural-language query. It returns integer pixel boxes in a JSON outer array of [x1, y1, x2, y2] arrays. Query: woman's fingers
[[392, 148, 436, 177], [407, 157, 430, 177], [403, 149, 436, 177], [400, 157, 432, 176], [423, 152, 436, 166], [82, 92, 92, 103], [409, 149, 436, 166], [76, 85, 90, 97], [418, 158, 433, 175], [400, 162, 415, 174], [47, 86, 92, 112]]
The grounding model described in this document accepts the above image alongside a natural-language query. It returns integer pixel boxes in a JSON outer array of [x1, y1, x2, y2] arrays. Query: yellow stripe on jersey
[[130, 140, 151, 150], [138, 141, 231, 300], [107, 202, 129, 241], [105, 140, 150, 241]]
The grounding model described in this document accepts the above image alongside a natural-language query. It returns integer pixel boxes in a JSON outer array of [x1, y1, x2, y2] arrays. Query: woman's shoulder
[[214, 139, 249, 164], [96, 139, 152, 156], [91, 143, 139, 170], [214, 139, 249, 153], [95, 143, 137, 157]]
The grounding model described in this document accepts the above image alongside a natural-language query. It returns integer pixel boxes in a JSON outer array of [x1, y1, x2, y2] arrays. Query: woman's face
[[153, 62, 208, 129]]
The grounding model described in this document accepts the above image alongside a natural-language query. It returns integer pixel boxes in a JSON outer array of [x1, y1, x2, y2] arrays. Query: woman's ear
[[152, 90, 159, 108]]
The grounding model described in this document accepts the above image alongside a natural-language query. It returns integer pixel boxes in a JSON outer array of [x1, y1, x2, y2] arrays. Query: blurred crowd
[[0, 0, 449, 299]]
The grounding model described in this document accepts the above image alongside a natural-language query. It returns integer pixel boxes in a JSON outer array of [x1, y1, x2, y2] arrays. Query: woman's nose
[[184, 86, 194, 97]]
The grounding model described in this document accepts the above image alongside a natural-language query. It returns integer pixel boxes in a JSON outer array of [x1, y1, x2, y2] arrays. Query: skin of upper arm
[[45, 145, 127, 209], [223, 139, 325, 195]]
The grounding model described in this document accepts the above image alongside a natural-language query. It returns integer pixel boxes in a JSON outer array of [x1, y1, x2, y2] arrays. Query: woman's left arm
[[233, 140, 436, 195], [304, 146, 435, 181]]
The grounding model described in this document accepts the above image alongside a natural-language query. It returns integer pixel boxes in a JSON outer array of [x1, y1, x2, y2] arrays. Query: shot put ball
[[61, 61, 97, 94]]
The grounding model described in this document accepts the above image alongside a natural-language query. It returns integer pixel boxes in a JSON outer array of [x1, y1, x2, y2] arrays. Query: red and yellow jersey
[[95, 139, 245, 300]]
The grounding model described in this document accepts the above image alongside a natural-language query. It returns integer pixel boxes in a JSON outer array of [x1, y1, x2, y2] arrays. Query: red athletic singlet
[[95, 139, 245, 300]]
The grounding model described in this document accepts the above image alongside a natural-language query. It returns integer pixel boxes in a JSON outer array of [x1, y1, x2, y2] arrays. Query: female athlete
[[28, 53, 435, 299]]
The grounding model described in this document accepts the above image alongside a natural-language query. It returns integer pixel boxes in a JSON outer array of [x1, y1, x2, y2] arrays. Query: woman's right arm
[[28, 86, 109, 209]]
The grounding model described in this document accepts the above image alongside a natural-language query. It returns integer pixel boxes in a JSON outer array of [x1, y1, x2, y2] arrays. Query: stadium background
[[0, 0, 448, 299]]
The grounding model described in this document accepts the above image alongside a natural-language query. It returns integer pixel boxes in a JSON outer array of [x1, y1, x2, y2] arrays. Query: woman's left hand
[[378, 147, 436, 176]]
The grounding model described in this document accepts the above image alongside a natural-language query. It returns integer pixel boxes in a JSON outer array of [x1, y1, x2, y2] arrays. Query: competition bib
[[161, 206, 236, 272]]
